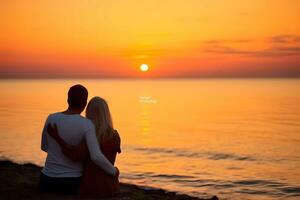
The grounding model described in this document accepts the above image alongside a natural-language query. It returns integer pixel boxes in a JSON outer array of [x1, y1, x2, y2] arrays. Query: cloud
[[200, 35, 300, 57], [255, 46, 300, 57], [204, 45, 253, 55], [202, 39, 251, 44], [270, 35, 300, 43], [203, 45, 300, 57]]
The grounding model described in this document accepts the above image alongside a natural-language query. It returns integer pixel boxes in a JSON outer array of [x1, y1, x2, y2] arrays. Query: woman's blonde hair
[[86, 96, 114, 142]]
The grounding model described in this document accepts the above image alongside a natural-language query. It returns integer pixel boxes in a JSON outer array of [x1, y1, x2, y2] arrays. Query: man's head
[[67, 84, 88, 113]]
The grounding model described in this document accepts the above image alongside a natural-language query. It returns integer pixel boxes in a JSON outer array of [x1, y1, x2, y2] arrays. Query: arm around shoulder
[[84, 121, 118, 176]]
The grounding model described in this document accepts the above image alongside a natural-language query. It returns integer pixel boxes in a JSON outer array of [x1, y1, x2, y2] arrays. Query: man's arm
[[41, 117, 49, 152], [47, 123, 88, 162], [84, 125, 117, 176]]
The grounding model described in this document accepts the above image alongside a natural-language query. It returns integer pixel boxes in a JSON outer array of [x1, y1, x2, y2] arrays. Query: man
[[39, 84, 118, 194]]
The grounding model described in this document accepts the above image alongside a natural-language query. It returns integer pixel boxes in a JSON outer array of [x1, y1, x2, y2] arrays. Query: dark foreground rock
[[0, 160, 218, 200]]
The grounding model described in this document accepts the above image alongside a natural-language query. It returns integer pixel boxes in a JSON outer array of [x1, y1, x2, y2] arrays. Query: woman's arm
[[47, 123, 88, 162]]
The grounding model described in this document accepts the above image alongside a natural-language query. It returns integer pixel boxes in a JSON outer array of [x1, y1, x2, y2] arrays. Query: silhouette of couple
[[39, 84, 121, 197]]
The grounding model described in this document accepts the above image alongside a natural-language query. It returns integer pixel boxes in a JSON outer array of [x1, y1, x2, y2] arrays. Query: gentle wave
[[128, 146, 256, 161], [122, 172, 300, 198]]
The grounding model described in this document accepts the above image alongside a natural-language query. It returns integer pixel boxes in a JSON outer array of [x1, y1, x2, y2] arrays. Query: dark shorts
[[39, 172, 81, 194]]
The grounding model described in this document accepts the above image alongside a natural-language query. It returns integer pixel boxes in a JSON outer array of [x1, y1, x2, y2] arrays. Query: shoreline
[[0, 160, 219, 200]]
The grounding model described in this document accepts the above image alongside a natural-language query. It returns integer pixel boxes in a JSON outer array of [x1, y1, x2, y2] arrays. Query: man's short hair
[[68, 84, 88, 109]]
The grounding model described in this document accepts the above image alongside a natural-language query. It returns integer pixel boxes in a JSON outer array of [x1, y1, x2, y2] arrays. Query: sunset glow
[[0, 0, 299, 78]]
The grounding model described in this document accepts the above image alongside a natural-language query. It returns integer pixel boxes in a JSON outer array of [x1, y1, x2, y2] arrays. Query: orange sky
[[0, 0, 300, 78]]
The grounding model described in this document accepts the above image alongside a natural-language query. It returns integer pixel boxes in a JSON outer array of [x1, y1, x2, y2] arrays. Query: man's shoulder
[[47, 112, 84, 119], [80, 117, 94, 129], [68, 114, 94, 129], [48, 112, 61, 117], [46, 113, 93, 129], [46, 112, 61, 121]]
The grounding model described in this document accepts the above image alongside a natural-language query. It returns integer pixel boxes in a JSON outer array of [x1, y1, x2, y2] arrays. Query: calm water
[[0, 79, 300, 199]]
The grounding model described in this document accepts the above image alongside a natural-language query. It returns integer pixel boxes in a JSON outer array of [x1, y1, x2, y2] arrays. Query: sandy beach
[[0, 160, 218, 200]]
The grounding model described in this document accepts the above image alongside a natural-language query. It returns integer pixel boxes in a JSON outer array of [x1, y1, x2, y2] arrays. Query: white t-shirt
[[41, 112, 116, 177]]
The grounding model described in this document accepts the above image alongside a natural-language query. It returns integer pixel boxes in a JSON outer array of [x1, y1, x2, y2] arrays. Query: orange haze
[[0, 0, 300, 78]]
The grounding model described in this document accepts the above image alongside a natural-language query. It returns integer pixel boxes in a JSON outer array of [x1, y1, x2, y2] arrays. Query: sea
[[0, 78, 299, 200]]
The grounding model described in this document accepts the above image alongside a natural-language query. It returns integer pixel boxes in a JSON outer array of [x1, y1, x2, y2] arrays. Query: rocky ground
[[0, 160, 219, 200]]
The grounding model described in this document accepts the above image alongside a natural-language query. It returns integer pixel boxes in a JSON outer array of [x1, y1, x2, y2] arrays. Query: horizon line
[[1, 76, 300, 80]]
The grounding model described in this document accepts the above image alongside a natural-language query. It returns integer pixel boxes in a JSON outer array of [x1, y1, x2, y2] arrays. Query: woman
[[47, 96, 121, 197]]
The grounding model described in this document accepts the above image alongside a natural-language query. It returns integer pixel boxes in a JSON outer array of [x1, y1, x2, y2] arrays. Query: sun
[[140, 64, 149, 72]]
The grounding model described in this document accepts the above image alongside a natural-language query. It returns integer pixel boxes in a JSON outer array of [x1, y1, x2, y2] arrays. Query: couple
[[39, 84, 121, 197]]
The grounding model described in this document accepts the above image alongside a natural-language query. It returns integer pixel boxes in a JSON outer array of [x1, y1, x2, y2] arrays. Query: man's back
[[41, 112, 94, 177]]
